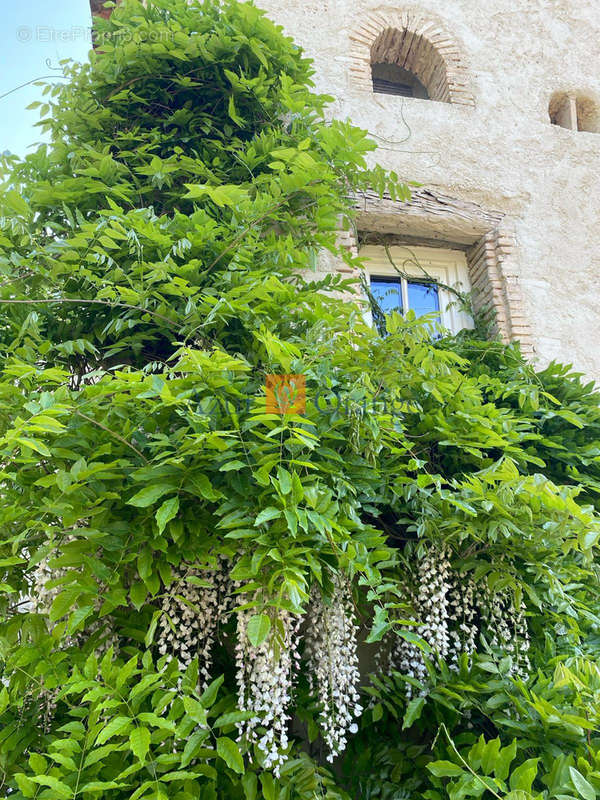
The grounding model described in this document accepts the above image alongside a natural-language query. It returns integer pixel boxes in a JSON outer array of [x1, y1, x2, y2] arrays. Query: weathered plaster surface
[[258, 0, 600, 380]]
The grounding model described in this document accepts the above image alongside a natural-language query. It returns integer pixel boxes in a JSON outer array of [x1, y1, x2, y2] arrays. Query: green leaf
[[29, 776, 73, 798], [220, 460, 247, 472], [129, 727, 151, 764], [156, 496, 179, 534], [246, 614, 271, 647], [137, 548, 153, 579], [254, 507, 281, 526], [183, 696, 208, 726], [50, 589, 80, 622], [0, 686, 9, 715], [427, 760, 465, 778], [28, 754, 47, 774], [495, 739, 517, 782], [14, 773, 36, 797], [569, 768, 596, 800], [96, 715, 132, 745], [366, 605, 391, 643], [260, 772, 277, 800], [128, 484, 174, 508], [228, 94, 244, 126], [16, 437, 51, 457], [80, 781, 128, 792], [505, 793, 535, 800], [83, 744, 124, 769], [509, 759, 539, 793], [217, 736, 245, 774], [242, 772, 258, 800], [276, 466, 292, 494], [67, 604, 94, 635], [481, 737, 501, 776], [161, 770, 208, 782], [181, 730, 208, 768], [200, 674, 224, 708], [145, 609, 161, 647], [189, 473, 221, 501], [129, 780, 155, 800], [402, 696, 425, 729], [130, 581, 148, 610], [136, 712, 176, 732], [213, 710, 256, 729], [396, 629, 431, 653]]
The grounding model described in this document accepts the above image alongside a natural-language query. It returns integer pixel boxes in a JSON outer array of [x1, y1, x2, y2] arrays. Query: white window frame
[[361, 244, 474, 334]]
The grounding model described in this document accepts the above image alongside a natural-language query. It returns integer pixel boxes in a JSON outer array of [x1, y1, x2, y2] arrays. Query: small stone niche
[[549, 92, 600, 133]]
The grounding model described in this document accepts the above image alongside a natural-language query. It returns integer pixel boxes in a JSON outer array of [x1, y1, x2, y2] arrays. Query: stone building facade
[[90, 0, 600, 381]]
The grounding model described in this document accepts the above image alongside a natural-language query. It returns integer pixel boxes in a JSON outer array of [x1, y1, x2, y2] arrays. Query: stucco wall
[[257, 0, 600, 381]]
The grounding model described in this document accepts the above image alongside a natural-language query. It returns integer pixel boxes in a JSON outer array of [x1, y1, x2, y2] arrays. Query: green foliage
[[0, 0, 600, 797]]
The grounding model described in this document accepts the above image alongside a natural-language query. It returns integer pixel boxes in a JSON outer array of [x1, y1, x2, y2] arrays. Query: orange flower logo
[[266, 375, 306, 415]]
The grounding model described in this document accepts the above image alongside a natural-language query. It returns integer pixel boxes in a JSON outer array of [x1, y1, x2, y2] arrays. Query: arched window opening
[[371, 62, 429, 99], [549, 92, 600, 133], [370, 27, 451, 103], [350, 13, 474, 106]]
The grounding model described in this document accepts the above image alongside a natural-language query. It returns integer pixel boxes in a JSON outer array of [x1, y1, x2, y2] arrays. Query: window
[[370, 276, 440, 317], [350, 14, 475, 106], [549, 92, 600, 133], [370, 27, 452, 103], [371, 62, 429, 99], [361, 245, 473, 334]]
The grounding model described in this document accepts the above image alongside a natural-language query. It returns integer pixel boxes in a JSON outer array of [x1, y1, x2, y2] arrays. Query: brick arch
[[350, 10, 475, 107]]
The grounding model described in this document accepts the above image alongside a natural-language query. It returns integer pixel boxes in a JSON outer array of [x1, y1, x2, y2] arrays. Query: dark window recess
[[372, 77, 414, 97], [371, 62, 430, 100]]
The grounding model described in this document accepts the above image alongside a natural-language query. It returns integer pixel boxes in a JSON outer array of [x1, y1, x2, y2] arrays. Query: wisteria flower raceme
[[304, 578, 362, 762], [157, 557, 234, 686], [235, 601, 301, 775], [384, 544, 531, 691]]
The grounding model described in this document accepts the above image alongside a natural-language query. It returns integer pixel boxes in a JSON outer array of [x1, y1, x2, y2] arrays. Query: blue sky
[[1, 0, 92, 156]]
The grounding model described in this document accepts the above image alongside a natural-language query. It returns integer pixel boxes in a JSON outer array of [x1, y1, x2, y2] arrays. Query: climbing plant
[[0, 1, 599, 798]]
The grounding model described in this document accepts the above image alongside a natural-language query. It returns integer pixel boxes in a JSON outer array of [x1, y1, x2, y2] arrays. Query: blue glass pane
[[407, 281, 440, 318], [370, 278, 403, 314]]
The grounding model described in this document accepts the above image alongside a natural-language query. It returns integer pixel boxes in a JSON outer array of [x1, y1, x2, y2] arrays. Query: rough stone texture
[[255, 0, 600, 380], [90, 0, 600, 380]]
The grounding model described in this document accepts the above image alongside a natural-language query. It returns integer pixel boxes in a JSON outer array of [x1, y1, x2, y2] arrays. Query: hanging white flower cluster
[[387, 544, 451, 696], [481, 585, 531, 677], [22, 682, 60, 735], [303, 578, 362, 762], [512, 596, 532, 678], [157, 557, 233, 685], [383, 585, 428, 696], [24, 555, 118, 733], [235, 604, 300, 775], [28, 556, 64, 615], [447, 571, 478, 667], [384, 543, 531, 687], [417, 544, 451, 659], [28, 547, 119, 657], [41, 685, 59, 734]]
